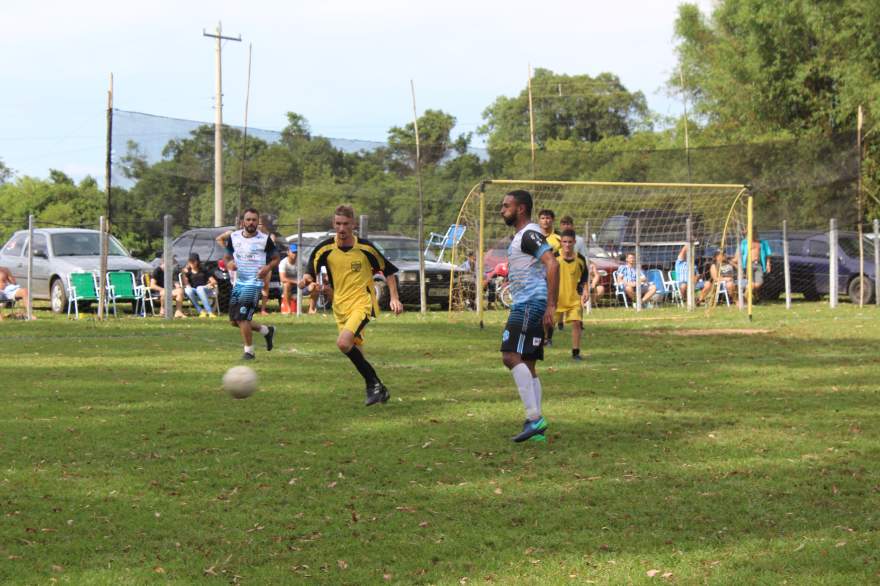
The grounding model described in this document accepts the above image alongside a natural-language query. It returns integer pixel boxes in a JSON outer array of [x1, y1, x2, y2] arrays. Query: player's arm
[[541, 250, 560, 328], [299, 240, 326, 289], [378, 255, 403, 315], [215, 230, 232, 247], [222, 235, 236, 272]]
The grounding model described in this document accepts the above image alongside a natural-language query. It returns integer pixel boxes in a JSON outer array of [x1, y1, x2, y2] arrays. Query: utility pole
[[203, 21, 241, 227]]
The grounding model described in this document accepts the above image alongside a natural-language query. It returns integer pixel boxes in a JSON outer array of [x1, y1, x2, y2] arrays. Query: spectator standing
[[739, 232, 772, 296]]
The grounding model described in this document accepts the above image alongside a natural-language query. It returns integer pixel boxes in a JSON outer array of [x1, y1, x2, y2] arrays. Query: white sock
[[512, 363, 539, 420], [259, 325, 269, 335], [244, 345, 254, 354], [532, 377, 542, 417]]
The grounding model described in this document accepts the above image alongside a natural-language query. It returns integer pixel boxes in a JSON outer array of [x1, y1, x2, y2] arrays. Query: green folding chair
[[67, 272, 101, 319], [107, 271, 143, 317]]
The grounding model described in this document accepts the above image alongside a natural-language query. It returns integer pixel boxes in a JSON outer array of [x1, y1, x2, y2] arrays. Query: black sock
[[546, 327, 554, 341], [344, 346, 380, 386], [572, 348, 580, 357]]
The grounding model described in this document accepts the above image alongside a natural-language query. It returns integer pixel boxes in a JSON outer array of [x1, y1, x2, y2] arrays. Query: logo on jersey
[[351, 261, 362, 272]]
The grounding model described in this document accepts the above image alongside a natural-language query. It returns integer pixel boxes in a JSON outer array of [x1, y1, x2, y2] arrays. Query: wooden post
[[746, 196, 753, 321], [527, 64, 536, 179], [783, 220, 791, 309], [163, 215, 173, 321], [584, 220, 592, 314], [476, 183, 486, 329], [98, 216, 107, 319], [26, 215, 34, 321], [685, 217, 694, 311], [875, 219, 880, 308], [359, 214, 368, 239], [411, 80, 426, 315], [857, 105, 865, 306]]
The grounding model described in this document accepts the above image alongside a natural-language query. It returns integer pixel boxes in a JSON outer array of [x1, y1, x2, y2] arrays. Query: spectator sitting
[[588, 262, 605, 306], [181, 253, 218, 318], [151, 258, 186, 318], [278, 243, 300, 314], [308, 267, 333, 314], [674, 244, 705, 302], [701, 249, 737, 304], [616, 253, 656, 306], [0, 266, 30, 320]]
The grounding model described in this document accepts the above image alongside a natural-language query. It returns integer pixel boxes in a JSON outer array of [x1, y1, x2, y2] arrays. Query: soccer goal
[[447, 179, 753, 324]]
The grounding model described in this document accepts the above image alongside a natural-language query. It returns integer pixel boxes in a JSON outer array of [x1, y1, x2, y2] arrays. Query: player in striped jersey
[[223, 208, 280, 360]]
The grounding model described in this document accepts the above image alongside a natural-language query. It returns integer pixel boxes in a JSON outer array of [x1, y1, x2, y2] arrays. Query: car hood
[[54, 256, 152, 274], [391, 260, 460, 273]]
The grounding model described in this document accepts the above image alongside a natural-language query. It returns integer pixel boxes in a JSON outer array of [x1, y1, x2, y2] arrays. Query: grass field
[[1, 304, 879, 584]]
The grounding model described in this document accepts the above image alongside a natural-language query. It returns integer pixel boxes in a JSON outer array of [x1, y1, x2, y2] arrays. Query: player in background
[[301, 204, 403, 406], [538, 208, 561, 253], [500, 191, 560, 443], [223, 208, 280, 360], [553, 229, 589, 361]]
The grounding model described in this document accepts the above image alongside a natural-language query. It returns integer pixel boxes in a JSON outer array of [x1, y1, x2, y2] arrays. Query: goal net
[[448, 179, 751, 321]]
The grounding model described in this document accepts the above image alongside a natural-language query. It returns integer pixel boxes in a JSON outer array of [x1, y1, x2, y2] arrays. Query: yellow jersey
[[545, 231, 562, 252], [307, 236, 398, 315], [555, 251, 588, 309]]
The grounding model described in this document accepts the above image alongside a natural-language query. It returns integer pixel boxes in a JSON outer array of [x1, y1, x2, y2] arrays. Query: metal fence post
[[584, 220, 592, 314], [163, 214, 173, 321], [685, 217, 694, 311], [296, 218, 303, 317], [98, 215, 107, 319], [418, 216, 426, 314], [359, 214, 368, 240], [875, 219, 880, 307], [634, 218, 642, 312], [26, 215, 34, 321], [783, 220, 791, 309], [829, 218, 838, 308]]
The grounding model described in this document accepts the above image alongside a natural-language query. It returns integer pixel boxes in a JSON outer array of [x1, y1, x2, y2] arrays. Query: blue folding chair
[[645, 269, 667, 305], [425, 224, 466, 262]]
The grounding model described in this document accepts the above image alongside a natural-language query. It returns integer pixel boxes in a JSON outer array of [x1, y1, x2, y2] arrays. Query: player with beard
[[499, 190, 560, 443], [223, 208, 280, 360]]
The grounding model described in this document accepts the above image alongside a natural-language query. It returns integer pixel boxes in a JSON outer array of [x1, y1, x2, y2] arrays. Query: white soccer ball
[[223, 366, 258, 399]]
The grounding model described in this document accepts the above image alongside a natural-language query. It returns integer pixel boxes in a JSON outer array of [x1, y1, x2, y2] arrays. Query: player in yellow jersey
[[300, 204, 403, 406], [552, 229, 589, 360], [538, 209, 562, 253]]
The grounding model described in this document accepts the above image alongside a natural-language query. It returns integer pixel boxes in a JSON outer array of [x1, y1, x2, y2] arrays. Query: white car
[[0, 228, 152, 313]]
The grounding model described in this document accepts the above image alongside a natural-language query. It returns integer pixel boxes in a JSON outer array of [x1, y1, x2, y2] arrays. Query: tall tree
[[387, 109, 467, 174]]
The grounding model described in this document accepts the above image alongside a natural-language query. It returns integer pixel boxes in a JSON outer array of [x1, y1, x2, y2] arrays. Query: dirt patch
[[648, 328, 772, 337]]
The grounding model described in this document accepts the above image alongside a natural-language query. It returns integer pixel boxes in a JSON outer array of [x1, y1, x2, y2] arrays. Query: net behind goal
[[448, 179, 751, 319]]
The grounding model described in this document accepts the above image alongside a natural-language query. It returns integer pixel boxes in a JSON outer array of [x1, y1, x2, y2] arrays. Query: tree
[[387, 109, 467, 173], [0, 158, 12, 184], [479, 68, 652, 171]]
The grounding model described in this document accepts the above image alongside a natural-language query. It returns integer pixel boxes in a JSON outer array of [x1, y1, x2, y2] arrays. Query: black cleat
[[265, 325, 275, 351], [572, 354, 583, 361], [242, 351, 256, 361], [512, 417, 548, 442], [364, 382, 390, 406]]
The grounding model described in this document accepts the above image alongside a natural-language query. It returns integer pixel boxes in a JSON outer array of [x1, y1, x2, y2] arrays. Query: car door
[[804, 237, 830, 294], [24, 233, 52, 296]]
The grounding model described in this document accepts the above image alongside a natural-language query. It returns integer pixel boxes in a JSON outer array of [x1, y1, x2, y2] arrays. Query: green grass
[[1, 304, 879, 584]]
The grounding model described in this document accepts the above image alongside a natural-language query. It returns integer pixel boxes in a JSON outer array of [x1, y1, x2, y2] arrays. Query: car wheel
[[847, 276, 874, 304], [50, 278, 67, 313], [803, 287, 821, 302]]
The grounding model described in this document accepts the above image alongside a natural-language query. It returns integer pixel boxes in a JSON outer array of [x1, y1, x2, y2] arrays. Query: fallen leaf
[[337, 560, 348, 570], [647, 569, 660, 577], [51, 565, 64, 573], [418, 521, 429, 528], [493, 488, 503, 495], [154, 566, 166, 574]]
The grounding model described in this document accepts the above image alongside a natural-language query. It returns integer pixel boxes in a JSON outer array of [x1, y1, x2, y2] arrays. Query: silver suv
[[0, 228, 152, 313]]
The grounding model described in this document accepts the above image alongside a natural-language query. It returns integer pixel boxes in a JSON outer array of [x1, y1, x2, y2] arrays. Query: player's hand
[[389, 298, 404, 315], [257, 266, 269, 279], [543, 306, 556, 329], [298, 275, 313, 289]]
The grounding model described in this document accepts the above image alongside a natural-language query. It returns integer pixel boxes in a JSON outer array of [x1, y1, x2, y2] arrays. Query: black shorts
[[228, 283, 261, 322], [500, 299, 546, 361]]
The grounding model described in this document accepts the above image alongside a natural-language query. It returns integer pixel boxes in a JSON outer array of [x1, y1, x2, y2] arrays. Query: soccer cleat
[[528, 433, 547, 443], [364, 382, 390, 406], [544, 338, 553, 347], [208, 312, 217, 319], [513, 417, 548, 443], [265, 325, 275, 351], [242, 351, 256, 361], [199, 311, 208, 318], [572, 354, 583, 361]]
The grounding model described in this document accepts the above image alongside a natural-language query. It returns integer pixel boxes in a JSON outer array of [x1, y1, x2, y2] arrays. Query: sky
[[2, 0, 714, 184]]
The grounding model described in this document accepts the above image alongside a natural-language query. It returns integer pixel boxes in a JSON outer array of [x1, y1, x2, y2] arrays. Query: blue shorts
[[228, 283, 261, 322]]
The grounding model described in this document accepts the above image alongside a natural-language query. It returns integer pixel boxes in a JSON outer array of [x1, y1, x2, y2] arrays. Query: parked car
[[597, 209, 707, 270], [0, 228, 152, 313], [757, 230, 876, 302], [367, 234, 469, 309], [156, 227, 288, 312]]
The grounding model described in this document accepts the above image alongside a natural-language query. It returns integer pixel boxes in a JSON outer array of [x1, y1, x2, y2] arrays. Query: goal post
[[448, 179, 751, 321]]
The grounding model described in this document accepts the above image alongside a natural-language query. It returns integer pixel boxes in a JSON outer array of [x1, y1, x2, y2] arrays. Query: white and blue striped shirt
[[225, 230, 278, 286], [507, 222, 552, 304]]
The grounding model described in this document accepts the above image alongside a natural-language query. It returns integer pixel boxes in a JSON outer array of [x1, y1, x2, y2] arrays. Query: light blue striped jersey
[[225, 230, 278, 286], [507, 222, 552, 304]]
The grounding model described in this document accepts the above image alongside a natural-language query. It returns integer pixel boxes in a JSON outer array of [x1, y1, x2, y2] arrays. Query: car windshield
[[51, 233, 129, 256], [371, 237, 438, 262], [838, 237, 875, 258]]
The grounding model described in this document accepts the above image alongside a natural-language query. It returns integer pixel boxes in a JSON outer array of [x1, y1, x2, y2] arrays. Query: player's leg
[[259, 274, 271, 315], [337, 310, 387, 406], [501, 303, 548, 443], [570, 306, 583, 360], [173, 287, 186, 318]]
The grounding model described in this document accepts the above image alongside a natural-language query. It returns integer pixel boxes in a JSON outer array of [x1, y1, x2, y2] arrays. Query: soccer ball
[[223, 366, 258, 399]]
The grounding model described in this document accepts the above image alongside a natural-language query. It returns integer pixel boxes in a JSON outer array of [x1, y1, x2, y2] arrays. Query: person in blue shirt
[[739, 232, 772, 295]]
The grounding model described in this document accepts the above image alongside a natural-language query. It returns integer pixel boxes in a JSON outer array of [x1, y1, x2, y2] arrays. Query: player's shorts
[[228, 282, 262, 322], [554, 305, 582, 324], [0, 284, 21, 301], [334, 302, 373, 346], [500, 298, 546, 361], [751, 262, 764, 286]]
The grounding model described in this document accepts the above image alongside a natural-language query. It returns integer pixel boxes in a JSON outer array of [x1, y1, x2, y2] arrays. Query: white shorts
[[0, 284, 21, 300]]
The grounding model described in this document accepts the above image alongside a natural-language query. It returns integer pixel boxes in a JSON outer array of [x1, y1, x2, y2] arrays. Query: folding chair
[[715, 280, 731, 306], [665, 270, 684, 307], [425, 224, 466, 263], [613, 267, 629, 308], [67, 272, 102, 319], [645, 269, 667, 305], [138, 273, 158, 316], [178, 273, 219, 315], [106, 271, 143, 317]]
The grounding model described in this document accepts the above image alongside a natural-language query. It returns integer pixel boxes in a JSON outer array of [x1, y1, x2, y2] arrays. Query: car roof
[[175, 226, 235, 237], [11, 228, 103, 235]]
